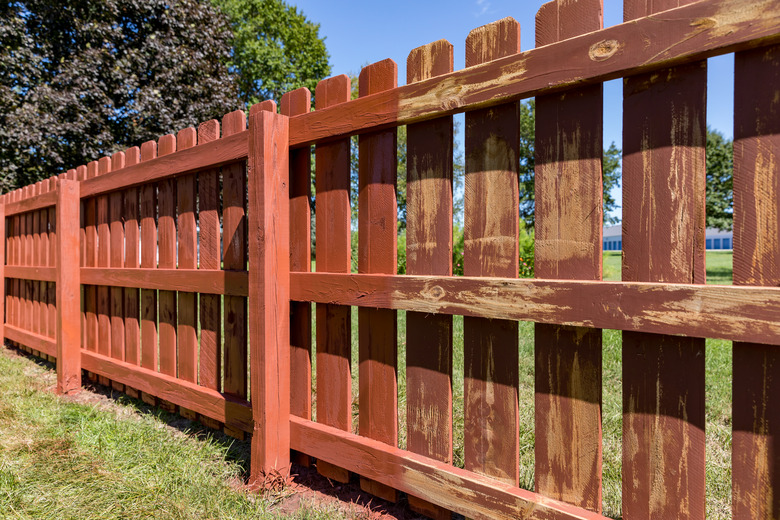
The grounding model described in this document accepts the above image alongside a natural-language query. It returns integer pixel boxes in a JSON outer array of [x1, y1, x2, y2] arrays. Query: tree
[[0, 0, 239, 189], [215, 0, 331, 105], [518, 99, 623, 227], [706, 128, 733, 231]]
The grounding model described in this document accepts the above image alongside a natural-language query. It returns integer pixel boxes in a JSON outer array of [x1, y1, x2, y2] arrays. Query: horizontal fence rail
[[2, 0, 780, 518]]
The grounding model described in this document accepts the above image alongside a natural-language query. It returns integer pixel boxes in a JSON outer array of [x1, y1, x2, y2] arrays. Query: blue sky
[[289, 0, 735, 222]]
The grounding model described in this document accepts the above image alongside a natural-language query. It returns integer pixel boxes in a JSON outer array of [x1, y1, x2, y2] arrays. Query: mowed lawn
[[2, 251, 735, 519]]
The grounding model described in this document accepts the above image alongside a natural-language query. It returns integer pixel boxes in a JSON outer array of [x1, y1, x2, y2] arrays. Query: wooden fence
[[2, 0, 780, 518]]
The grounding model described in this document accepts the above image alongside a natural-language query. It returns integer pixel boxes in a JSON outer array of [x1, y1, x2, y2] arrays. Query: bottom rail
[[80, 350, 252, 433], [290, 416, 606, 520], [5, 324, 56, 357]]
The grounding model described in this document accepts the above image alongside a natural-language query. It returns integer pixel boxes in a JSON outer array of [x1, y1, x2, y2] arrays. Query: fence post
[[248, 107, 291, 483], [56, 179, 81, 394]]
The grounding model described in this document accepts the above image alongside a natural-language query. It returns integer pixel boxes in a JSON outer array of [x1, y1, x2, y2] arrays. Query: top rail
[[289, 0, 780, 147], [5, 190, 58, 216], [79, 130, 248, 198]]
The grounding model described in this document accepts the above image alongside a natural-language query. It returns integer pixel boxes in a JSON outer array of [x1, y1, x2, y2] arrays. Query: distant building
[[602, 224, 733, 251]]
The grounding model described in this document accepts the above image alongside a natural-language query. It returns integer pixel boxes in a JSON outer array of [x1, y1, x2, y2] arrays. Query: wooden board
[[4, 190, 57, 216], [123, 147, 141, 375], [222, 111, 248, 403], [314, 74, 353, 484], [176, 128, 198, 387], [247, 107, 291, 481], [732, 43, 780, 520], [533, 0, 603, 511], [463, 17, 520, 486], [197, 120, 222, 395], [357, 59, 399, 502], [84, 162, 98, 363], [97, 158, 111, 366], [157, 134, 177, 379], [621, 0, 706, 516], [139, 141, 158, 406], [281, 88, 313, 467], [57, 179, 81, 394], [285, 0, 780, 148], [109, 152, 126, 365], [405, 39, 455, 520], [47, 178, 56, 343]]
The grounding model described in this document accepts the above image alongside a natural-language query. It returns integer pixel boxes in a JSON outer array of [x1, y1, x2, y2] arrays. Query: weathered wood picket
[[3, 0, 780, 518]]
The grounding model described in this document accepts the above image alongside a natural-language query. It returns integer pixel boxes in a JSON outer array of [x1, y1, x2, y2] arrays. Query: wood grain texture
[[463, 17, 520, 486], [0, 202, 5, 350], [357, 59, 399, 503], [281, 88, 313, 448], [157, 134, 177, 378], [405, 39, 455, 520], [47, 179, 55, 344], [123, 147, 141, 369], [621, 1, 706, 517], [80, 268, 247, 295], [79, 131, 248, 198], [290, 416, 608, 520], [56, 179, 81, 394], [222, 111, 248, 401], [289, 272, 780, 346], [109, 152, 126, 365], [534, 0, 603, 511], [176, 128, 198, 385], [197, 119, 222, 394], [139, 140, 158, 405], [314, 74, 353, 484], [287, 0, 780, 148], [6, 323, 56, 357], [5, 266, 56, 282], [248, 107, 291, 480], [732, 43, 780, 520]]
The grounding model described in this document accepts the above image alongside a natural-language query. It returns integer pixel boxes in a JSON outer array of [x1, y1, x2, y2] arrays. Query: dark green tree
[[706, 127, 733, 231], [215, 0, 331, 105], [0, 0, 239, 189]]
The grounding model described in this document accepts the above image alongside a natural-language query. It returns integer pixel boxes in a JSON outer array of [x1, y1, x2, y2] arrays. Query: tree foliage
[[0, 0, 240, 189], [215, 0, 330, 105], [706, 127, 733, 231]]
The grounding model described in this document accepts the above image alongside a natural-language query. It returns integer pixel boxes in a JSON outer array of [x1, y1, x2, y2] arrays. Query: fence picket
[[157, 134, 177, 386], [97, 158, 112, 387], [281, 87, 313, 468], [47, 177, 56, 344], [314, 74, 353, 484], [140, 140, 158, 406], [123, 147, 141, 398], [463, 17, 520, 486], [533, 0, 603, 511], [732, 43, 780, 520], [222, 111, 248, 416], [357, 58, 399, 502], [109, 152, 126, 364], [621, 0, 707, 517]]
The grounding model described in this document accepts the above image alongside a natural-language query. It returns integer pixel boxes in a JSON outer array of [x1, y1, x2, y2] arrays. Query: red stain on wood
[[732, 43, 780, 520], [405, 38, 455, 520], [281, 87, 314, 467], [139, 140, 158, 406], [534, 0, 603, 511], [57, 179, 81, 394], [314, 74, 353, 484], [123, 147, 141, 373], [463, 17, 520, 486], [621, 0, 706, 517]]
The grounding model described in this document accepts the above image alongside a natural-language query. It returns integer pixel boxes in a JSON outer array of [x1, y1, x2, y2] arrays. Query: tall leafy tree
[[215, 0, 331, 105], [0, 0, 240, 189], [706, 127, 733, 231]]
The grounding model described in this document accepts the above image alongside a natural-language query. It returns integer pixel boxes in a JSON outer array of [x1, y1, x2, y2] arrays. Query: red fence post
[[0, 199, 5, 349], [248, 108, 291, 482], [56, 178, 81, 394]]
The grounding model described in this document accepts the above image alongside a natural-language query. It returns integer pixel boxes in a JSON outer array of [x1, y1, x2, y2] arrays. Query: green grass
[[0, 349, 359, 520]]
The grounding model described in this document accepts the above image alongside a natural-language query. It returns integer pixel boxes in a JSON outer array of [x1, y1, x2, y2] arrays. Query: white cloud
[[475, 0, 491, 16]]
